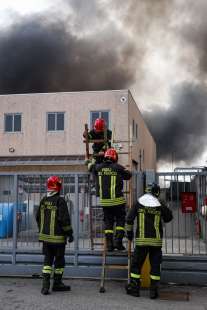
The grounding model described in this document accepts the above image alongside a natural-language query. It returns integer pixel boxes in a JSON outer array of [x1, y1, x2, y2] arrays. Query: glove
[[68, 234, 74, 243], [84, 159, 91, 165], [98, 151, 105, 156], [126, 230, 134, 241], [83, 130, 88, 137]]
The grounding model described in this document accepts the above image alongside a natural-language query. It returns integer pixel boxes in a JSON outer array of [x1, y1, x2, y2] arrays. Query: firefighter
[[36, 176, 74, 295], [83, 118, 112, 164], [125, 183, 173, 299], [91, 148, 131, 251]]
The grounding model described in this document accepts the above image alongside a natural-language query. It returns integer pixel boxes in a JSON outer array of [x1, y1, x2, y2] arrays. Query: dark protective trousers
[[103, 204, 126, 238], [131, 246, 162, 280], [42, 243, 66, 270]]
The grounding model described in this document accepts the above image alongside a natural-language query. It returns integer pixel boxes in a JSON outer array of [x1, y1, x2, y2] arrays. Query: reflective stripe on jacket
[[126, 195, 173, 246], [95, 161, 131, 207], [36, 194, 73, 244]]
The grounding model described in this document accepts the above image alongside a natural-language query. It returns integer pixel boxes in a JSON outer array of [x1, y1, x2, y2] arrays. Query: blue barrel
[[0, 203, 14, 238]]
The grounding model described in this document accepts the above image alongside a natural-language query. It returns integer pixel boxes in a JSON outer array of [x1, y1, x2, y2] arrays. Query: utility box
[[181, 192, 197, 213], [0, 203, 13, 238], [0, 203, 26, 238]]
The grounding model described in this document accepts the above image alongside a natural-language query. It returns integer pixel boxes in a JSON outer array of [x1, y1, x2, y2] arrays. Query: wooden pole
[[84, 123, 90, 160]]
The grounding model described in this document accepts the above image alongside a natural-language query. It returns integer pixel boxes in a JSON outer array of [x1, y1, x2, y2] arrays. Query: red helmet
[[94, 118, 105, 132], [104, 148, 118, 162], [47, 176, 62, 192]]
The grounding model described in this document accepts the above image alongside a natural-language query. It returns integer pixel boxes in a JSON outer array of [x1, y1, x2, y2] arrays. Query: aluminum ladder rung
[[105, 264, 128, 270]]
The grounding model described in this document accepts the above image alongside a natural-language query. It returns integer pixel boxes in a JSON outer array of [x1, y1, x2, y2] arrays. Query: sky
[[0, 0, 53, 15], [0, 0, 207, 171]]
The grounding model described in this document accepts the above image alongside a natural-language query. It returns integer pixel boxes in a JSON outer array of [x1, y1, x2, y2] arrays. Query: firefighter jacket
[[94, 160, 132, 207], [36, 193, 73, 244], [86, 129, 112, 154], [126, 193, 173, 247]]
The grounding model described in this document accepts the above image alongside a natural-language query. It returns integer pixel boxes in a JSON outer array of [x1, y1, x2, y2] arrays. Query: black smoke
[[0, 0, 170, 95], [0, 12, 137, 94], [141, 0, 207, 164], [144, 83, 207, 163], [1, 0, 207, 166]]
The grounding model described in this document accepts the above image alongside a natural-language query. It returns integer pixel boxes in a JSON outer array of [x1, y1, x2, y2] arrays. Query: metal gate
[[157, 171, 207, 255], [156, 170, 207, 284], [0, 171, 207, 284], [0, 172, 136, 273]]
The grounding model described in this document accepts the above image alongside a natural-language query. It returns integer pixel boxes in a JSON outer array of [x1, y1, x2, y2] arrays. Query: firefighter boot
[[150, 279, 159, 299], [114, 237, 126, 251], [52, 273, 71, 292], [126, 279, 140, 297], [41, 274, 50, 295], [105, 234, 114, 252], [114, 229, 125, 251]]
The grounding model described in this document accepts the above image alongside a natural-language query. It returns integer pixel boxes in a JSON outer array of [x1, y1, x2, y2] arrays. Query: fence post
[[12, 174, 18, 265], [74, 174, 79, 266]]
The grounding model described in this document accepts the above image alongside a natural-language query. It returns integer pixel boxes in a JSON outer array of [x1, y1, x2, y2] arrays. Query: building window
[[90, 111, 110, 129], [4, 113, 21, 132], [47, 112, 64, 131], [136, 123, 138, 139], [3, 190, 11, 196], [132, 120, 138, 139], [132, 119, 135, 137]]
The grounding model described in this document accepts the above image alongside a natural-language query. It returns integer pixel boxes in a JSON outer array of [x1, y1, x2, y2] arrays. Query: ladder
[[83, 123, 134, 291], [83, 123, 109, 161], [89, 192, 103, 251], [83, 123, 131, 159], [99, 236, 129, 293], [84, 123, 131, 251], [99, 125, 134, 293], [84, 123, 109, 250]]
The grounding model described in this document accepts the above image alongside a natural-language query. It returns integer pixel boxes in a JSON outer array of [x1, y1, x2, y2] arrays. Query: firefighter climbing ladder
[[84, 123, 108, 250], [99, 125, 133, 293], [83, 123, 132, 249], [83, 123, 133, 292]]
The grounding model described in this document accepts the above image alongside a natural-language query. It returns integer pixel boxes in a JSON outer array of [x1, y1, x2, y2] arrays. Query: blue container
[[0, 203, 14, 238]]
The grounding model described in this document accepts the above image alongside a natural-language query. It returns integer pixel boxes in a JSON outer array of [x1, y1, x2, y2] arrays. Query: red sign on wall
[[181, 192, 197, 213]]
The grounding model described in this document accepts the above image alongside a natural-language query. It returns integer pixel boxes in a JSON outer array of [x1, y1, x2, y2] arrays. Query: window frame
[[132, 119, 135, 137], [4, 113, 22, 133], [90, 110, 111, 129], [132, 120, 138, 140], [47, 112, 65, 132]]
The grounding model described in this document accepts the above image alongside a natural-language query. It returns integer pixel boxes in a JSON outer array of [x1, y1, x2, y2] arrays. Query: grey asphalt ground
[[0, 278, 207, 310]]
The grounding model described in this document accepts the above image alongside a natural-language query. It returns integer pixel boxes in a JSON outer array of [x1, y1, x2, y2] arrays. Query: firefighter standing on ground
[[36, 176, 74, 295], [90, 148, 132, 251], [83, 118, 112, 165], [126, 183, 173, 299]]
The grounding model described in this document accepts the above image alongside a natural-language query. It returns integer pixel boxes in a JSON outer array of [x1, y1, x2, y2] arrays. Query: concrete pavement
[[0, 278, 207, 310]]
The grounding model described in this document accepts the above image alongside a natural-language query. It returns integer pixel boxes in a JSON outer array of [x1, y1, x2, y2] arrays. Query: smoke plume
[[0, 3, 137, 94], [144, 83, 207, 163], [1, 0, 207, 166]]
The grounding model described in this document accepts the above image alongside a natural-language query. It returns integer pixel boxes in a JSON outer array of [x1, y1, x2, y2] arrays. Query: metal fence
[[1, 171, 207, 256], [0, 172, 141, 255], [157, 171, 207, 255], [0, 171, 207, 281]]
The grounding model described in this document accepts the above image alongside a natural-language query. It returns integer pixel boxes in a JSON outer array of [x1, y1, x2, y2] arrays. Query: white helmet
[[201, 205, 207, 216]]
